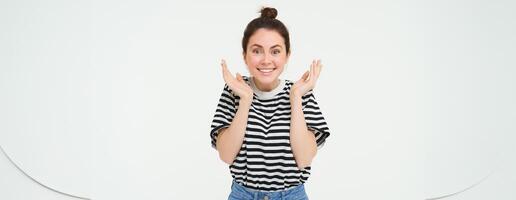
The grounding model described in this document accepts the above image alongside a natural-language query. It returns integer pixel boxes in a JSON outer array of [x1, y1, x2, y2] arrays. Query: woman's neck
[[252, 77, 280, 92]]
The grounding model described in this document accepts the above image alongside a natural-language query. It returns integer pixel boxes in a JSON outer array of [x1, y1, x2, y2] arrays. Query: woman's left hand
[[291, 59, 323, 98]]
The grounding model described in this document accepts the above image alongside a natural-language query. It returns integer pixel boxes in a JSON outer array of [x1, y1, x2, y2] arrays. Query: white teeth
[[258, 68, 274, 73]]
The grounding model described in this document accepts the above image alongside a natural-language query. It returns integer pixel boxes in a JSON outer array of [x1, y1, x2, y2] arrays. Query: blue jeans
[[228, 180, 309, 200]]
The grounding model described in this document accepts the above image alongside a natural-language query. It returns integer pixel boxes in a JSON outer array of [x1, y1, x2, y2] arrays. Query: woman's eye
[[252, 49, 261, 54], [272, 50, 280, 54]]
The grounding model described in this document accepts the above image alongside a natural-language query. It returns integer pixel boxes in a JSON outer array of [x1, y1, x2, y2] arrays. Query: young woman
[[210, 7, 331, 200]]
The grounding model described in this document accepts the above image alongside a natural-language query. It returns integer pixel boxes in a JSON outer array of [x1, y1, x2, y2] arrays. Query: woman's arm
[[290, 93, 318, 170], [290, 59, 323, 170], [216, 97, 252, 165], [216, 59, 254, 165]]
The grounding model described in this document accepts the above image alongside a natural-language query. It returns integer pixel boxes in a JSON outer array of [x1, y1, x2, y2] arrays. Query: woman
[[210, 7, 331, 200]]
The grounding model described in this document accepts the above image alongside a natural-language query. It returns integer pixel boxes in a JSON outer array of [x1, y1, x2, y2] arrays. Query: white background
[[1, 0, 515, 199]]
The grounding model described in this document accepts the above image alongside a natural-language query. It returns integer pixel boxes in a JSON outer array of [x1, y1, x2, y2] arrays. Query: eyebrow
[[250, 44, 283, 49]]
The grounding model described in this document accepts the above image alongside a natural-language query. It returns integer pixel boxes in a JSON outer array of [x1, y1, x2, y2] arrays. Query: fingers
[[311, 59, 322, 81], [221, 59, 228, 81], [236, 72, 244, 83], [309, 59, 316, 82], [221, 59, 227, 69], [299, 70, 309, 82], [221, 59, 235, 84], [315, 59, 322, 79], [220, 59, 249, 91]]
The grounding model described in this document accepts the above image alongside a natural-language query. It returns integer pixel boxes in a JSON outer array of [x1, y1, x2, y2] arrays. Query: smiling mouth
[[258, 68, 276, 73]]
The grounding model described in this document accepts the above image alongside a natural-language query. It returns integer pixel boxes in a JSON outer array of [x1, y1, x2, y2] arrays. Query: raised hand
[[291, 59, 323, 98], [221, 59, 254, 101]]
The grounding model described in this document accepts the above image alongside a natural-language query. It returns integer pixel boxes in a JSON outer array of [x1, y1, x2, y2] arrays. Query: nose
[[262, 52, 272, 65]]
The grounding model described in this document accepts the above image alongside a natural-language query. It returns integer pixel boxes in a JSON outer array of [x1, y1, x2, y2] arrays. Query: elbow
[[295, 150, 317, 170], [215, 135, 234, 165], [218, 152, 235, 165], [296, 160, 313, 170], [220, 156, 234, 165]]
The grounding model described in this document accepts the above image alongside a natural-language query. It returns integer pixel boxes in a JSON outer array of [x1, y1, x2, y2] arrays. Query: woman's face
[[244, 28, 289, 87]]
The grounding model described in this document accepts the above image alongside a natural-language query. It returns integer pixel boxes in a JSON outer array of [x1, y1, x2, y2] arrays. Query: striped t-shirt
[[210, 76, 330, 191]]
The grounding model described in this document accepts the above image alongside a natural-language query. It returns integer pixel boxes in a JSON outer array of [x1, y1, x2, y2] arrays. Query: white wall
[[0, 0, 515, 199]]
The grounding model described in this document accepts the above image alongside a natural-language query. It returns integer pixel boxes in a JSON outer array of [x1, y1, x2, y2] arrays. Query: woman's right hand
[[221, 59, 254, 101]]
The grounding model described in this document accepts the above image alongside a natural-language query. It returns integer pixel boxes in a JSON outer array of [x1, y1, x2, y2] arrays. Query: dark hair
[[242, 7, 290, 55]]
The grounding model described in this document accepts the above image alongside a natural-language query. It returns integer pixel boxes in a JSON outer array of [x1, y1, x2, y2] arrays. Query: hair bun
[[260, 7, 277, 19]]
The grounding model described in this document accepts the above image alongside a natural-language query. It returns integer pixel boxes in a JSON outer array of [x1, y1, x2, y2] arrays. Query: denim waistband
[[230, 179, 306, 199]]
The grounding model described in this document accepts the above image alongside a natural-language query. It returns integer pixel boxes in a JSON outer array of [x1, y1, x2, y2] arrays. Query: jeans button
[[263, 196, 269, 200]]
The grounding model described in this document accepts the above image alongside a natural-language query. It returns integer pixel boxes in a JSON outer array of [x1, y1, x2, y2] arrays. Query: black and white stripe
[[210, 76, 330, 191]]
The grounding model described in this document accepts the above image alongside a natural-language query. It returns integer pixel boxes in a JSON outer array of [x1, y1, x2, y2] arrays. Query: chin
[[252, 72, 279, 83]]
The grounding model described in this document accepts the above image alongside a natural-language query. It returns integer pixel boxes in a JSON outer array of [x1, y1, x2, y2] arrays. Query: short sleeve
[[302, 90, 331, 149], [210, 84, 237, 150]]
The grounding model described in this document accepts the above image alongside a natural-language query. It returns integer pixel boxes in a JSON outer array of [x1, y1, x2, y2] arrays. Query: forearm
[[216, 98, 252, 165], [289, 94, 317, 170]]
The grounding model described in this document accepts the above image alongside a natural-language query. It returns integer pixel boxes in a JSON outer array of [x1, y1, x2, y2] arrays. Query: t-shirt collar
[[249, 76, 286, 99]]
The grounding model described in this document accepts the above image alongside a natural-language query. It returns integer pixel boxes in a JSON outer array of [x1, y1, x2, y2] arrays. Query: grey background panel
[[0, 0, 514, 199]]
